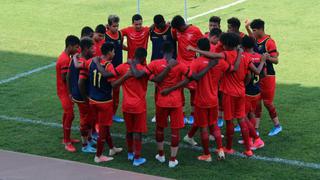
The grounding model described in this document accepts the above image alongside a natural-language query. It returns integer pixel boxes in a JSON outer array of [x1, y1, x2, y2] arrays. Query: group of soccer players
[[56, 13, 282, 168]]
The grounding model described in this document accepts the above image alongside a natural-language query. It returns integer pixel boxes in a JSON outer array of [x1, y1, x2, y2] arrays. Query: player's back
[[220, 50, 251, 97], [88, 59, 113, 102]]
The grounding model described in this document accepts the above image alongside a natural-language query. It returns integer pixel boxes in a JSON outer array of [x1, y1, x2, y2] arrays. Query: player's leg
[[194, 107, 211, 162], [209, 106, 225, 160], [112, 87, 124, 123], [60, 96, 76, 152], [222, 94, 235, 154], [77, 102, 96, 153], [123, 112, 134, 160], [155, 106, 167, 163], [218, 91, 224, 127], [262, 76, 282, 136], [132, 112, 147, 166], [151, 85, 157, 122], [188, 88, 196, 124]]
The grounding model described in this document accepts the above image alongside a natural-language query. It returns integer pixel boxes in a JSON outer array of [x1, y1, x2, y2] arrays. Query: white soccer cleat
[[216, 148, 225, 160], [155, 154, 166, 163], [151, 116, 156, 123], [168, 160, 179, 168], [183, 135, 198, 146], [109, 147, 123, 156], [209, 135, 215, 141], [94, 155, 114, 163]]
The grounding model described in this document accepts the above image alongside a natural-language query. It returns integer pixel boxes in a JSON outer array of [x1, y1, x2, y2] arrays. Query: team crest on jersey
[[163, 35, 167, 40]]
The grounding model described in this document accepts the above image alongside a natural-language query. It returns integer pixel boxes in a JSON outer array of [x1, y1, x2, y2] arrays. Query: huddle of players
[[56, 13, 282, 168]]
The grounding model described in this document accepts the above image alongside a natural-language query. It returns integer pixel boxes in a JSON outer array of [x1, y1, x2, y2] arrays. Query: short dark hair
[[81, 26, 94, 38], [132, 14, 142, 23], [95, 24, 106, 34], [220, 32, 241, 48], [80, 37, 93, 50], [65, 35, 80, 48], [209, 16, 221, 24], [250, 19, 265, 30], [241, 35, 255, 49], [153, 14, 165, 26], [197, 38, 210, 51], [162, 41, 174, 54], [227, 17, 241, 30], [134, 47, 147, 59], [171, 15, 185, 29], [101, 42, 114, 55], [209, 28, 222, 37], [108, 15, 120, 26]]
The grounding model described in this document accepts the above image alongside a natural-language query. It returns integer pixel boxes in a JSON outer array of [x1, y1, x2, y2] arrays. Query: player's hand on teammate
[[167, 58, 178, 68], [208, 59, 219, 67], [261, 53, 269, 63], [186, 45, 196, 51], [160, 88, 171, 96]]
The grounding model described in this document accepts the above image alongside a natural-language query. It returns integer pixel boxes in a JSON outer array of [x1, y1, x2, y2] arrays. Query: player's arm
[[66, 70, 72, 96], [78, 79, 88, 102], [160, 78, 190, 96], [150, 59, 177, 83], [187, 45, 225, 59], [230, 48, 243, 72], [266, 53, 279, 64], [245, 19, 254, 38], [92, 57, 116, 78], [249, 54, 267, 75], [111, 70, 132, 88], [191, 59, 219, 81], [128, 61, 146, 79], [245, 73, 252, 85]]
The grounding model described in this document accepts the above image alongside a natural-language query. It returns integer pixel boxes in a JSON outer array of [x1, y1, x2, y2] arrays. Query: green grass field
[[1, 0, 320, 179]]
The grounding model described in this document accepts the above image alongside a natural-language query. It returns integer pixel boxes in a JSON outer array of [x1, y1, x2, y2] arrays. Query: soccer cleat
[[168, 160, 179, 168], [243, 150, 254, 157], [81, 145, 97, 153], [234, 124, 241, 132], [128, 153, 134, 160], [187, 115, 194, 125], [91, 132, 99, 141], [223, 147, 235, 155], [183, 116, 189, 124], [113, 115, 124, 123], [109, 147, 123, 156], [155, 154, 166, 163], [183, 135, 198, 146], [268, 125, 282, 136], [197, 154, 212, 162], [251, 138, 265, 150], [216, 148, 225, 160], [94, 155, 114, 163], [151, 116, 156, 123], [64, 143, 76, 152], [133, 158, 147, 166], [218, 118, 224, 127], [209, 135, 215, 141], [88, 139, 97, 146]]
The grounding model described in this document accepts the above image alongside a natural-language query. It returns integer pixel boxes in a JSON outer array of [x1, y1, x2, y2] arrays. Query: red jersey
[[145, 59, 192, 107], [56, 51, 71, 97], [93, 39, 105, 57], [257, 35, 278, 57], [121, 26, 150, 60], [174, 25, 203, 66], [116, 63, 148, 113], [191, 57, 230, 108], [220, 50, 252, 97]]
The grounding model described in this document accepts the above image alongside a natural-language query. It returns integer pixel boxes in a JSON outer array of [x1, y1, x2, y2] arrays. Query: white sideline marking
[[0, 115, 319, 170], [187, 0, 247, 21], [0, 62, 56, 85]]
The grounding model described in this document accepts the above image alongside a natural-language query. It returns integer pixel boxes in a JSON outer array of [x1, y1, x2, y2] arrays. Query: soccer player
[[105, 15, 125, 123], [204, 16, 221, 38], [121, 14, 149, 62], [110, 48, 149, 166], [149, 14, 177, 122], [79, 42, 123, 163], [164, 38, 233, 161], [227, 17, 246, 38], [150, 14, 177, 60], [240, 35, 266, 150], [246, 19, 282, 136], [67, 37, 96, 153], [171, 15, 203, 124], [92, 24, 106, 57], [187, 33, 266, 156], [56, 35, 80, 152]]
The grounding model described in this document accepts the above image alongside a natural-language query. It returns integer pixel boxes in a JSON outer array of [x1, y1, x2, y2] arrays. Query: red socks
[[96, 125, 113, 157], [200, 130, 210, 155], [188, 126, 198, 138], [239, 121, 251, 151], [133, 137, 142, 159], [211, 124, 223, 149], [126, 133, 133, 153], [171, 128, 180, 147], [226, 121, 234, 149], [62, 112, 74, 143], [156, 126, 164, 142], [246, 120, 259, 139]]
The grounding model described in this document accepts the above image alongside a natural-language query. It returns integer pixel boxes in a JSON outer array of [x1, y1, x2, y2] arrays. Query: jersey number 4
[[93, 69, 102, 88]]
